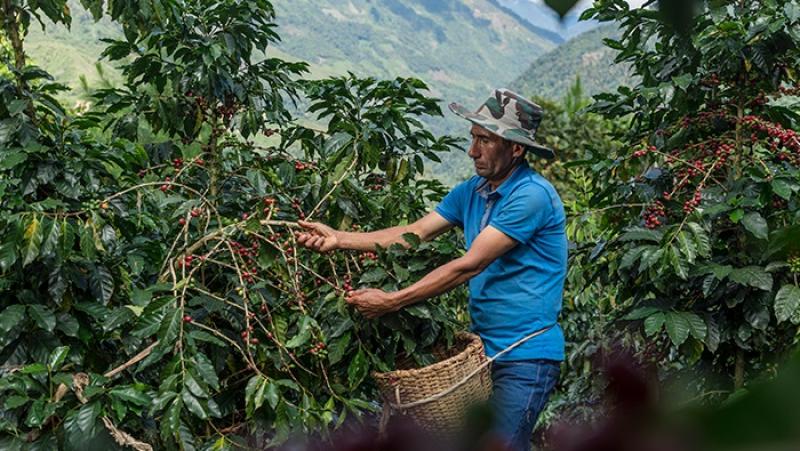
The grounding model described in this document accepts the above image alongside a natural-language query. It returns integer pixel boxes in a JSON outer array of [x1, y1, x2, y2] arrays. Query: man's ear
[[511, 142, 526, 159]]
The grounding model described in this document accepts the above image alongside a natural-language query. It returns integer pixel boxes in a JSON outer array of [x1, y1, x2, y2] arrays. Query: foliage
[[518, 79, 630, 432], [511, 24, 637, 103], [0, 0, 468, 449], [21, 0, 567, 186], [579, 0, 800, 388]]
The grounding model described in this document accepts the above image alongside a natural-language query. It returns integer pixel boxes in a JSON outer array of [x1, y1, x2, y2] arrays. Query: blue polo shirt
[[435, 163, 567, 362]]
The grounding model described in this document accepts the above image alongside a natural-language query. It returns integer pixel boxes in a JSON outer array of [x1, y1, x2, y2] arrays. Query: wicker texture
[[372, 332, 492, 432]]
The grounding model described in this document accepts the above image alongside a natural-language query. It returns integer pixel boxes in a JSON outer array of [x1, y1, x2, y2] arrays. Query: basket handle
[[388, 324, 555, 411]]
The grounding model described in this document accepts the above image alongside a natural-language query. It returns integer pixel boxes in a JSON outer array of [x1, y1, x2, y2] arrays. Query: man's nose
[[467, 141, 479, 158]]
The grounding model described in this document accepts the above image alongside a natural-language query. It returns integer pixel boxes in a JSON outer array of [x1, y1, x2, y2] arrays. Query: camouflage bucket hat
[[449, 89, 555, 159]]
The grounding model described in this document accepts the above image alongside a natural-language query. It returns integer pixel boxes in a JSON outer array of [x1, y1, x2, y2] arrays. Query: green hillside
[[511, 24, 635, 101], [25, 3, 121, 104], [272, 0, 560, 182], [275, 0, 555, 92]]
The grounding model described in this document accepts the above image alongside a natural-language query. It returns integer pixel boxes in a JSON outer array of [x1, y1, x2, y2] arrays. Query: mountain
[[25, 0, 559, 111], [510, 24, 635, 102], [272, 0, 558, 119], [495, 0, 599, 41]]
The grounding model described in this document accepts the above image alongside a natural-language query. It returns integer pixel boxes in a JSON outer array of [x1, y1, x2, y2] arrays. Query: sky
[[529, 0, 650, 12]]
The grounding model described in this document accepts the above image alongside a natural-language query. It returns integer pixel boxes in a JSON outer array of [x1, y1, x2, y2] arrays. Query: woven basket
[[372, 332, 492, 432]]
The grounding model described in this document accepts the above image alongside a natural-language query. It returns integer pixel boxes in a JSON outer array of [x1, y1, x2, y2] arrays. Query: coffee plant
[[580, 0, 800, 390], [0, 1, 467, 449], [523, 81, 631, 431]]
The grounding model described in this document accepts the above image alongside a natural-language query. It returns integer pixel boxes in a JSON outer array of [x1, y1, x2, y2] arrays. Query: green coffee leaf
[[644, 313, 665, 336], [48, 346, 70, 370], [0, 305, 26, 333], [28, 305, 56, 332], [194, 353, 220, 391], [90, 265, 115, 304], [0, 242, 16, 272], [22, 216, 42, 266], [182, 390, 207, 420], [742, 212, 768, 240], [665, 311, 690, 347], [729, 266, 773, 291], [684, 312, 707, 341], [775, 284, 800, 324], [347, 348, 368, 389]]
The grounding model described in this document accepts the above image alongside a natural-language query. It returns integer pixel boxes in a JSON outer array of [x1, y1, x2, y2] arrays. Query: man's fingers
[[298, 220, 325, 234], [347, 289, 367, 298], [309, 236, 324, 249]]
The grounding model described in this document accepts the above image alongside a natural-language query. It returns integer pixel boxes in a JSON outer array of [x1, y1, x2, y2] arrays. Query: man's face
[[467, 124, 522, 180]]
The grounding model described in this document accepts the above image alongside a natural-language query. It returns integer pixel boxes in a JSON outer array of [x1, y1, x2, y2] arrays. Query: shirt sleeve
[[434, 179, 471, 228], [489, 184, 553, 243]]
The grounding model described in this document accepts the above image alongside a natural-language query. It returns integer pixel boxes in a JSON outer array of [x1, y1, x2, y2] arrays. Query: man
[[296, 89, 567, 451]]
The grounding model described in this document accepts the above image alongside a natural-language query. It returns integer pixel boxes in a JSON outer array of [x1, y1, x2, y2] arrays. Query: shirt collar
[[476, 161, 529, 198]]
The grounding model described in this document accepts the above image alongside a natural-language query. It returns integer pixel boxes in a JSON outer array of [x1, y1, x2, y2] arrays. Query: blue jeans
[[489, 359, 561, 451]]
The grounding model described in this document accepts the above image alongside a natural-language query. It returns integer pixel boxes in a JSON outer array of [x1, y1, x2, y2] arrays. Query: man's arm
[[296, 211, 454, 252], [346, 226, 518, 318]]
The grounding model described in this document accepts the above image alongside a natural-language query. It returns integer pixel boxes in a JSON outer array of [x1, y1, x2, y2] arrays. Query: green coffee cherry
[[789, 255, 800, 274]]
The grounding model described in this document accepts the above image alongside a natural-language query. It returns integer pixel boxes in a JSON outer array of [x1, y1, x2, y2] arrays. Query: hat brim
[[449, 102, 555, 159]]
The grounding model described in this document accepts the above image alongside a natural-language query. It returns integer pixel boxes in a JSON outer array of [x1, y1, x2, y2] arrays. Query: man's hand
[[346, 288, 398, 319], [295, 220, 339, 252]]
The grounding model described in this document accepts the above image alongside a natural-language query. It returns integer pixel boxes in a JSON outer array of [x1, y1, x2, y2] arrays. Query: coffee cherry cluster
[[342, 274, 353, 292], [662, 141, 731, 199], [359, 251, 378, 262], [177, 254, 194, 269], [642, 201, 667, 229], [294, 160, 316, 171], [191, 93, 208, 111], [160, 176, 172, 192], [748, 92, 768, 108], [217, 103, 238, 122], [683, 190, 702, 214], [172, 158, 183, 170], [789, 254, 800, 274], [779, 84, 800, 96], [772, 197, 788, 210], [701, 73, 721, 87], [262, 196, 279, 216], [309, 341, 326, 356], [240, 325, 256, 343], [266, 231, 284, 243], [742, 116, 800, 163], [231, 240, 261, 284], [679, 110, 731, 131], [632, 145, 656, 158], [364, 174, 386, 191], [290, 198, 305, 220]]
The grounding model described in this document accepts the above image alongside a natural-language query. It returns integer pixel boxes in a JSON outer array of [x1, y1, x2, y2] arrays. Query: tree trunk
[[2, 0, 36, 120], [734, 348, 745, 389], [208, 116, 220, 201], [2, 0, 26, 73]]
